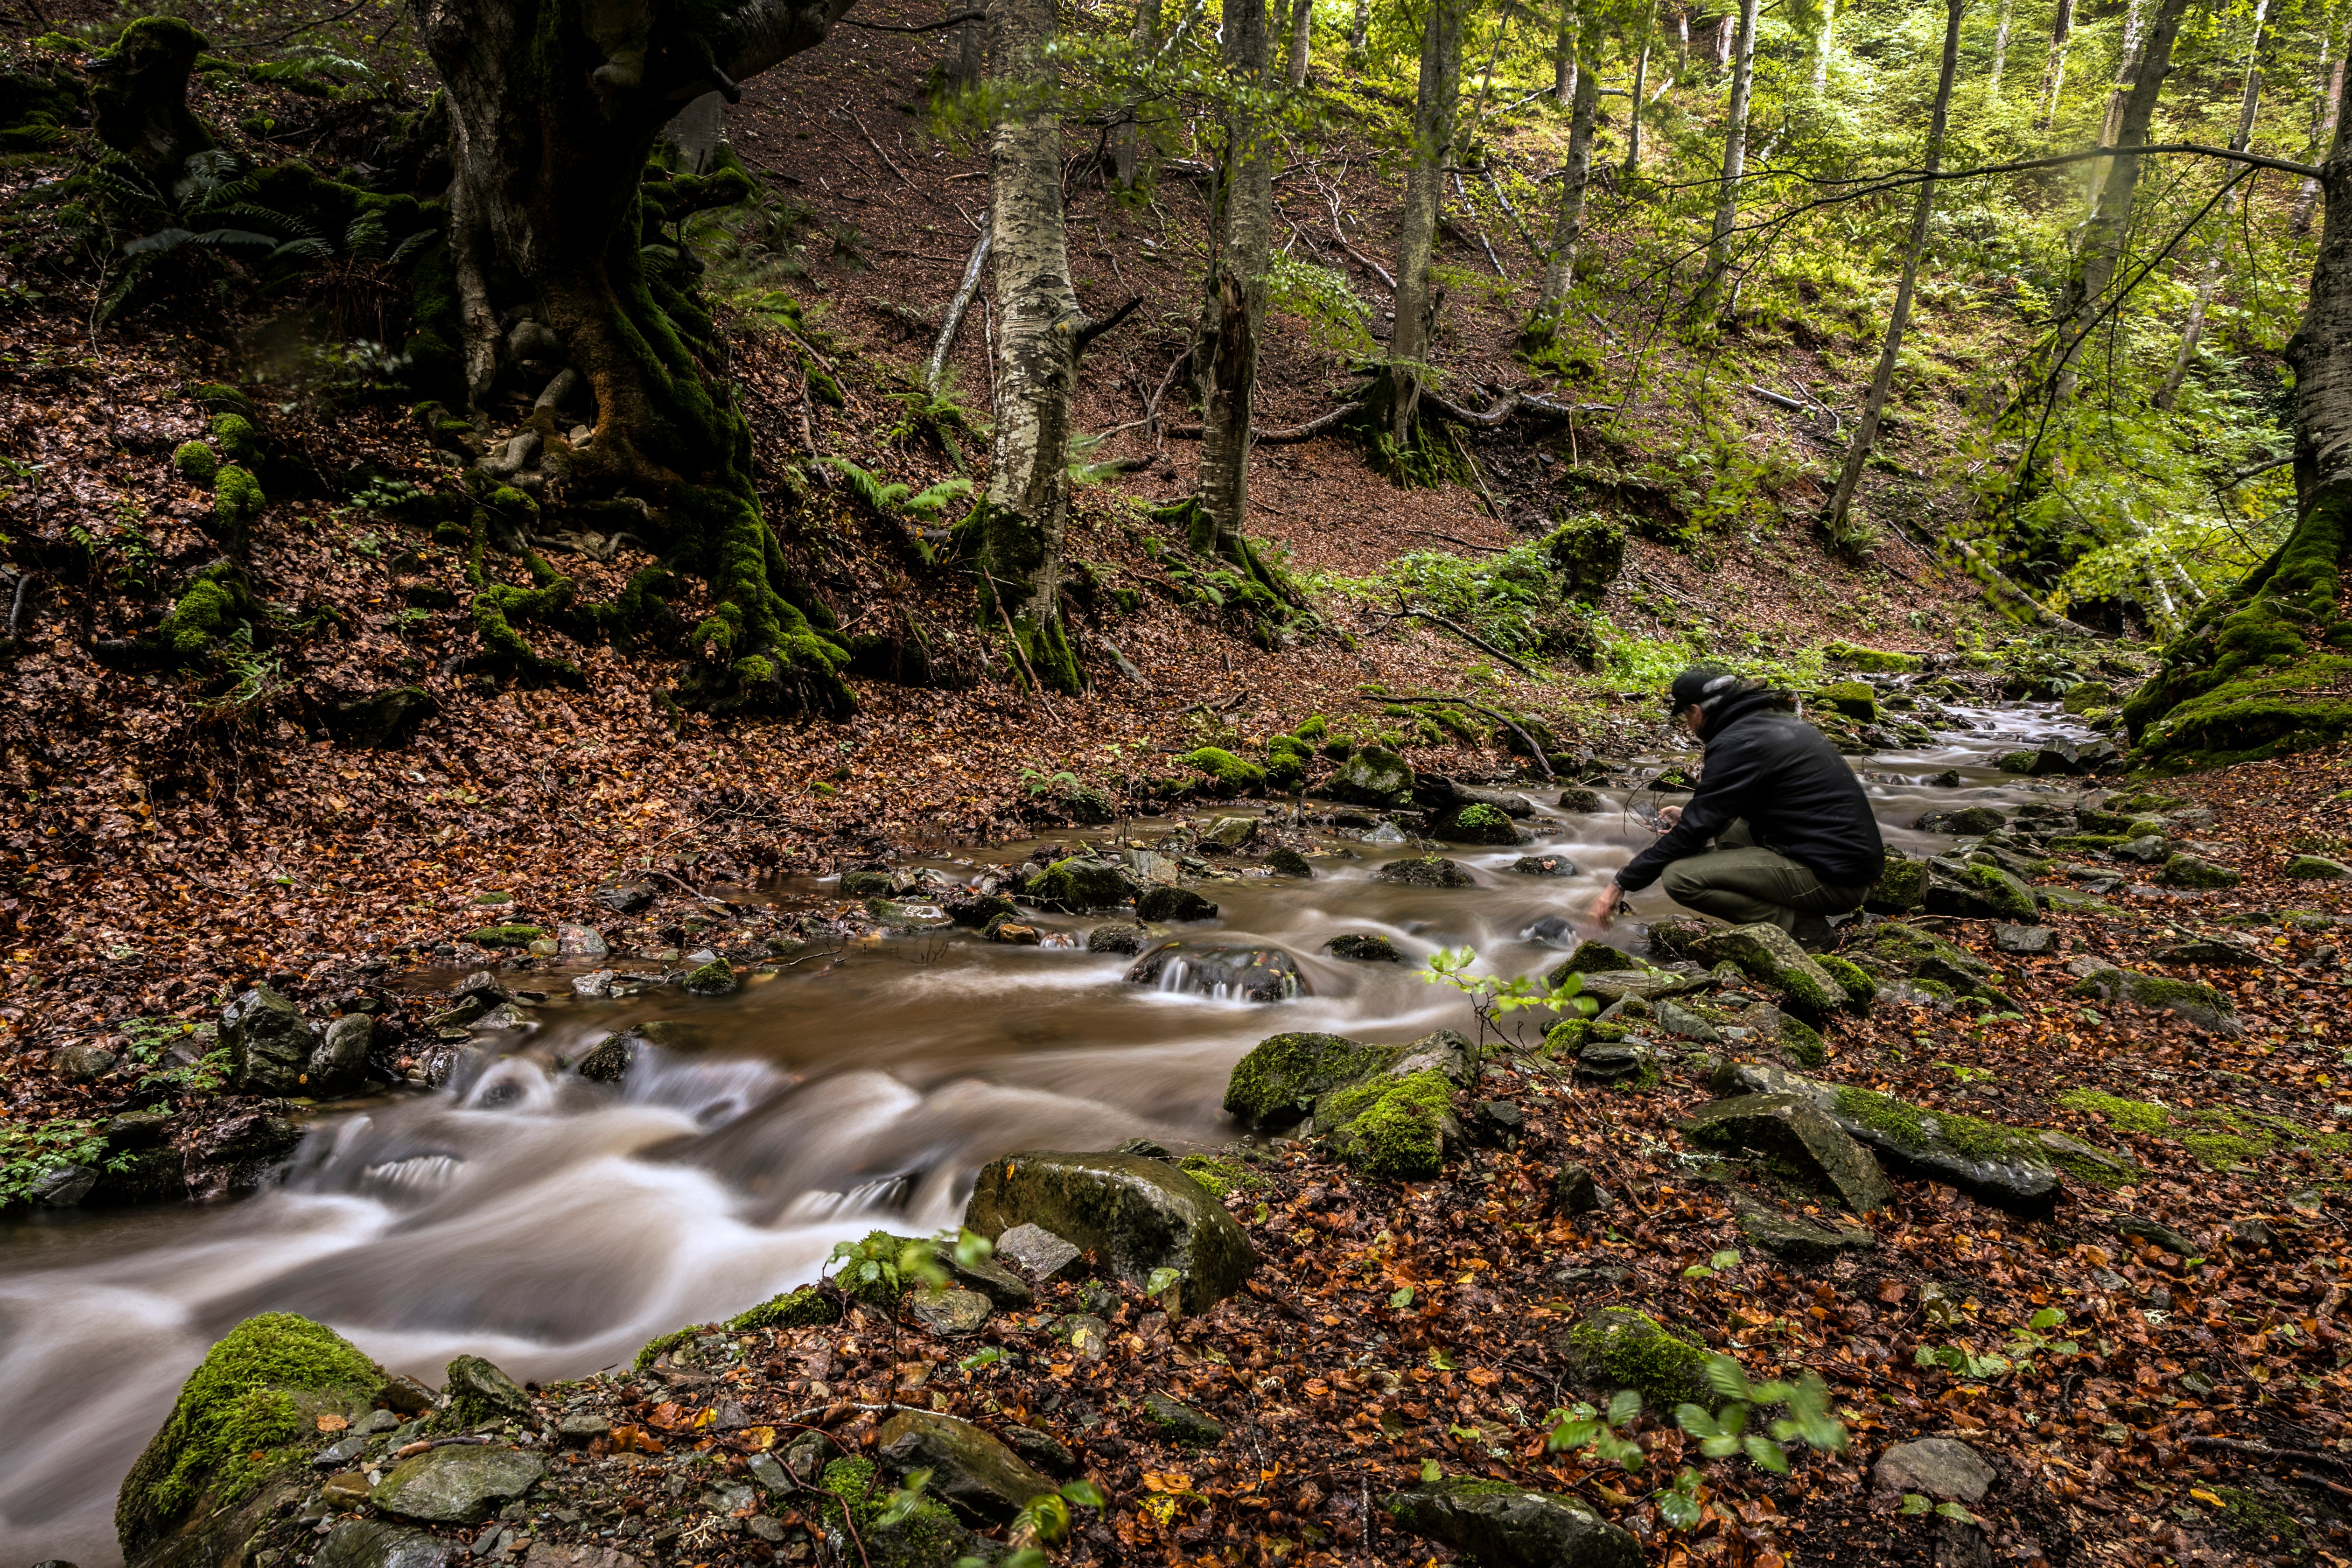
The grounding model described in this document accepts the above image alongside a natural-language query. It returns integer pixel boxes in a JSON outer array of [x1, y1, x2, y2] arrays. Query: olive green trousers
[[1658, 820, 1871, 934]]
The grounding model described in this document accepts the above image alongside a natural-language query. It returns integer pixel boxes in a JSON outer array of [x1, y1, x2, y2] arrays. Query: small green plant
[[1673, 1354, 1848, 1475], [0, 1118, 127, 1207], [139, 1047, 229, 1095], [1545, 1388, 1645, 1469], [1421, 945, 1592, 1050], [1914, 1307, 2080, 1380]]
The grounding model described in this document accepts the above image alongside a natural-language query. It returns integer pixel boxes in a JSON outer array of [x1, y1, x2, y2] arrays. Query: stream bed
[[0, 696, 2095, 1567]]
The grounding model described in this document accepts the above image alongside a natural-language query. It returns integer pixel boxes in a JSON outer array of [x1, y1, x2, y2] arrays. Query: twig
[[850, 115, 915, 189], [652, 869, 732, 910], [1406, 528, 1508, 553], [1165, 401, 1359, 444], [1144, 345, 1191, 444], [1367, 592, 1538, 678], [924, 222, 992, 394], [1365, 690, 1556, 778], [1451, 172, 1507, 276], [1449, 425, 1507, 519]]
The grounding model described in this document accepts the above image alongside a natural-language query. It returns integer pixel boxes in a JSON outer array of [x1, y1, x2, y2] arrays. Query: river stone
[[876, 1409, 1056, 1523], [2113, 833, 2170, 864], [999, 1423, 1079, 1477], [909, 1240, 1034, 1307], [1866, 855, 1928, 914], [1925, 861, 2039, 924], [308, 1013, 372, 1099], [1373, 854, 1475, 888], [1655, 999, 1722, 1043], [1713, 1060, 2060, 1214], [1383, 1478, 1642, 1568], [2162, 852, 2242, 889], [316, 1520, 460, 1568], [994, 1223, 1085, 1284], [1560, 967, 1703, 1008], [1688, 923, 1848, 1015], [1916, 805, 2008, 836], [1202, 815, 1258, 850], [1575, 1041, 1654, 1085], [965, 1151, 1255, 1314], [31, 1161, 98, 1206], [1325, 932, 1401, 961], [910, 1288, 993, 1336], [1127, 942, 1307, 1001], [556, 923, 608, 959], [368, 1444, 546, 1525], [222, 984, 313, 1095], [597, 882, 657, 914], [1684, 1094, 1895, 1215], [680, 958, 737, 995], [1225, 1031, 1409, 1124], [868, 897, 953, 929], [2285, 853, 2352, 879], [558, 1412, 612, 1443], [1994, 924, 2055, 956], [1266, 847, 1314, 877], [1139, 1391, 1224, 1446], [446, 1353, 533, 1427], [1876, 1437, 1995, 1504], [1325, 745, 1412, 807], [1135, 885, 1218, 922], [1430, 803, 1525, 845], [1552, 938, 1635, 974], [1512, 853, 1579, 876], [1024, 855, 1136, 911], [2067, 966, 2241, 1035], [1733, 1194, 1876, 1263], [1085, 920, 1148, 954]]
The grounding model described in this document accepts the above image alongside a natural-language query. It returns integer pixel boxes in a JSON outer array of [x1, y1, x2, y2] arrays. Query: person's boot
[[1791, 913, 1834, 952]]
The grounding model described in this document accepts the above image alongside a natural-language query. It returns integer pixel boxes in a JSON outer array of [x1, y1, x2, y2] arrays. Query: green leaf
[[1682, 1264, 1717, 1279], [1702, 1354, 1754, 1403], [2029, 1307, 2065, 1331], [1655, 1482, 1703, 1530], [1673, 1404, 1722, 1440], [1595, 1428, 1644, 1471], [1061, 1478, 1107, 1510], [1936, 1501, 1979, 1523], [1421, 1459, 1443, 1483], [957, 1345, 1003, 1372], [1606, 1388, 1642, 1428], [953, 1227, 995, 1269], [1547, 1416, 1598, 1452], [1148, 1267, 1183, 1295], [1901, 1492, 1932, 1516], [1742, 1434, 1790, 1473], [1389, 1286, 1416, 1309], [1709, 1250, 1742, 1270]]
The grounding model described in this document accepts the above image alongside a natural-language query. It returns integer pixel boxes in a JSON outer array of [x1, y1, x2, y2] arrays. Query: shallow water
[[0, 695, 2090, 1566]]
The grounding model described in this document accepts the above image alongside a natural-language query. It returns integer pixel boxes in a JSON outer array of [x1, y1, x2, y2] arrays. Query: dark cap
[[1666, 666, 1743, 715]]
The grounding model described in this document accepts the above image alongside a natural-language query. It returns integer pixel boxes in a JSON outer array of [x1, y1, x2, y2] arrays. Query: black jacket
[[1614, 689, 1885, 891]]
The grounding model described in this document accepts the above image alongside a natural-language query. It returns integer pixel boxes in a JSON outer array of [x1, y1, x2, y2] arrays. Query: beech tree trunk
[[1696, 0, 1761, 313], [1536, 10, 1604, 328], [1623, 3, 1653, 178], [1376, 0, 1470, 449], [2156, 0, 2267, 411], [2035, 0, 2073, 130], [415, 0, 860, 711], [1349, 0, 1370, 66], [1822, 0, 1961, 536], [2083, 0, 2149, 217], [1554, 0, 1578, 108], [2293, 23, 2343, 235], [976, 0, 1090, 693], [1113, 0, 1161, 187], [2049, 0, 2192, 407], [1287, 0, 1313, 88], [1191, 0, 1276, 560], [1988, 0, 2012, 98]]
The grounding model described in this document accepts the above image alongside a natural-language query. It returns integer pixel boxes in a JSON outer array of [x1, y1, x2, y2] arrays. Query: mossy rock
[[1688, 922, 1848, 1017], [1224, 1031, 1406, 1126], [1176, 1153, 1260, 1198], [1267, 846, 1313, 877], [1085, 920, 1149, 954], [1997, 749, 2037, 773], [813, 1455, 984, 1567], [1321, 1068, 1460, 1181], [2060, 680, 2117, 715], [1265, 735, 1314, 793], [1811, 954, 1876, 1013], [841, 869, 895, 897], [1182, 746, 1266, 796], [1024, 855, 1136, 911], [726, 1285, 840, 1333], [213, 463, 265, 538], [1430, 801, 1523, 845], [465, 924, 543, 947], [1374, 855, 1474, 888], [1823, 641, 1922, 673], [444, 1353, 531, 1428], [1325, 932, 1401, 962], [682, 957, 738, 995], [1136, 885, 1218, 923], [2284, 853, 2352, 879], [1864, 855, 1926, 913], [1925, 862, 2038, 924], [1554, 938, 1637, 976], [1561, 1307, 1712, 1409], [2068, 966, 2239, 1034], [1815, 680, 1877, 721], [209, 411, 262, 463], [2055, 1087, 2170, 1135], [2160, 853, 2242, 889], [117, 1313, 390, 1562], [1325, 745, 1413, 807], [172, 440, 219, 487], [1543, 517, 1626, 602]]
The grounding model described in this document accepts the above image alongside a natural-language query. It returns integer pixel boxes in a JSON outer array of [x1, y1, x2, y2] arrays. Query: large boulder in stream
[[220, 984, 314, 1095], [117, 1312, 407, 1567], [1022, 856, 1136, 911], [1711, 1061, 2060, 1214], [1225, 1031, 1415, 1126], [1323, 745, 1413, 807], [1127, 942, 1307, 1001], [1301, 1030, 1477, 1182], [964, 1151, 1255, 1314]]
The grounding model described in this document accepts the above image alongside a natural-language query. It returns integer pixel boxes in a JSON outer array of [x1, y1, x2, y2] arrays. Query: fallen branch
[[1488, 167, 1538, 253], [838, 10, 984, 30], [1075, 294, 1146, 350], [1366, 592, 1538, 678], [1406, 527, 1509, 553], [849, 115, 915, 190], [1366, 690, 1556, 779], [923, 222, 992, 394]]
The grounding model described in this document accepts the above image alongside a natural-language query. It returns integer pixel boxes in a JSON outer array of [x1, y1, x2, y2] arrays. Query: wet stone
[[1994, 924, 2055, 955], [1325, 933, 1401, 962], [1551, 1163, 1601, 1213], [1511, 854, 1580, 877], [371, 1446, 545, 1524], [994, 1222, 1085, 1284], [910, 1287, 993, 1336]]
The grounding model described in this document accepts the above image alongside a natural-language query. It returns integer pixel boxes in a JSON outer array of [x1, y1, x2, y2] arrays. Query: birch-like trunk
[[1536, 14, 1604, 326], [1349, 0, 1370, 66], [1113, 0, 1161, 186], [1377, 0, 1469, 446], [1192, 0, 1275, 558], [979, 0, 1086, 693], [2156, 0, 2268, 410], [2082, 0, 2148, 219], [2049, 0, 2192, 407], [1811, 0, 1835, 92], [1988, 0, 2013, 98], [2293, 23, 2343, 235], [1287, 0, 1312, 88], [1823, 0, 1962, 537], [2035, 0, 2073, 130], [1622, 3, 1653, 178], [1554, 0, 1578, 108], [1696, 0, 1761, 314]]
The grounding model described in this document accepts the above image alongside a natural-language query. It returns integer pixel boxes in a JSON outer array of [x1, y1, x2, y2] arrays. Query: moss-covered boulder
[[2161, 852, 2243, 889], [1085, 919, 1149, 954], [1915, 806, 2008, 836], [1430, 802, 1524, 845], [1924, 861, 2039, 924], [2068, 966, 2241, 1035], [465, 923, 545, 948], [1551, 939, 1636, 975], [875, 1409, 1056, 1524], [1135, 885, 1218, 922], [813, 1455, 984, 1567], [1383, 1477, 1642, 1568], [681, 956, 737, 994], [1812, 953, 1877, 1013], [1816, 680, 1877, 721], [1864, 854, 1927, 914], [1225, 1031, 1407, 1126], [1325, 931, 1401, 961], [444, 1353, 531, 1428], [1267, 846, 1314, 876], [1688, 922, 1848, 1016], [2284, 853, 2351, 879], [1544, 517, 1626, 603], [117, 1313, 394, 1563], [1182, 746, 1265, 795], [2061, 680, 2117, 714], [1373, 854, 1474, 888], [1560, 1307, 1712, 1408], [1325, 745, 1413, 807], [171, 440, 219, 487], [726, 1285, 841, 1332], [1024, 855, 1136, 911], [1265, 734, 1314, 793], [1824, 641, 1922, 674], [1683, 1093, 1894, 1215], [964, 1150, 1254, 1314], [1317, 1069, 1461, 1180]]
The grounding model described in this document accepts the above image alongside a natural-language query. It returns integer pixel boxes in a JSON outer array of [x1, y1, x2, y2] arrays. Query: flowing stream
[[0, 695, 2089, 1566]]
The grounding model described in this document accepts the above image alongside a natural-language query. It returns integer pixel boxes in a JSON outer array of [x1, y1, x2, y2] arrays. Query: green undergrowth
[[1320, 1069, 1454, 1181]]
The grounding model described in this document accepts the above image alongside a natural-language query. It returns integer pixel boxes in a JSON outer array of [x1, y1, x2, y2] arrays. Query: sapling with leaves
[[824, 1226, 997, 1395], [1419, 945, 1595, 1050]]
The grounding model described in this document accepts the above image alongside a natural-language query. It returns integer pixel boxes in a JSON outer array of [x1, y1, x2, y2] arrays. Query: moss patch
[[1831, 1085, 2044, 1166], [1565, 1308, 1712, 1408], [1176, 1154, 1261, 1198], [465, 924, 544, 947], [1183, 746, 1266, 795], [1322, 1070, 1456, 1181], [727, 1285, 840, 1333], [1812, 954, 1876, 1012], [2056, 1087, 2170, 1134]]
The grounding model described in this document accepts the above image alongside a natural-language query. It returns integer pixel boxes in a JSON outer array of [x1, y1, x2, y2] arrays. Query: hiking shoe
[[1791, 914, 1835, 952]]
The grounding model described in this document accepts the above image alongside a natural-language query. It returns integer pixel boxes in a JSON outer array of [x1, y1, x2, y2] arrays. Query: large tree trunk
[[1374, 0, 1469, 453], [1822, 0, 1961, 538], [1113, 0, 1161, 187], [2081, 0, 2148, 218], [2047, 0, 2192, 407], [1695, 0, 1761, 314], [1811, 0, 1835, 92], [1534, 11, 1603, 331], [1287, 0, 1313, 88], [2156, 0, 2268, 411], [977, 0, 1088, 693], [1988, 0, 2012, 98], [2293, 21, 2343, 236], [1349, 0, 1370, 67], [2034, 0, 2073, 131], [415, 0, 858, 712], [1553, 0, 1578, 108], [1190, 0, 1276, 562]]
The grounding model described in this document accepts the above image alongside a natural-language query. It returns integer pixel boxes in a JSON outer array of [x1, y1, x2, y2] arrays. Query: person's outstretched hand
[[1656, 805, 1683, 832], [1587, 882, 1623, 929]]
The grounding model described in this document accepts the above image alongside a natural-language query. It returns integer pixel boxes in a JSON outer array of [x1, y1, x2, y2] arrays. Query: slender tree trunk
[[1696, 0, 1761, 313], [1622, 2, 1653, 178], [1812, 0, 1835, 92], [979, 0, 1088, 693], [1824, 0, 1962, 538], [1192, 0, 1276, 558], [1349, 0, 1370, 66], [1536, 9, 1604, 328], [1987, 0, 2012, 98], [1554, 0, 1578, 107], [1376, 0, 1469, 448], [1113, 0, 1161, 186], [1712, 14, 1731, 67], [2049, 0, 2192, 407], [2293, 22, 2344, 235], [2035, 0, 2073, 130], [1287, 0, 1312, 87], [946, 0, 986, 89], [2083, 0, 2148, 217], [2156, 0, 2268, 410]]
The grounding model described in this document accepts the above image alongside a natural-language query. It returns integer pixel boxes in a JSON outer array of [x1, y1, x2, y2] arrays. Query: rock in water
[[308, 1013, 372, 1099], [1134, 886, 1218, 923], [1383, 1478, 1642, 1568], [1324, 932, 1401, 962], [964, 1151, 1255, 1314], [1325, 745, 1413, 807], [445, 1353, 532, 1427], [371, 1446, 546, 1525], [221, 985, 313, 1096], [1512, 854, 1578, 876], [1713, 1061, 2060, 1214], [875, 1409, 1055, 1522], [315, 1520, 460, 1568], [1126, 942, 1307, 1001], [1683, 1093, 1895, 1215], [1023, 855, 1137, 911], [1267, 847, 1313, 877], [1914, 806, 2007, 835], [1430, 802, 1524, 844], [1372, 854, 1475, 888]]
